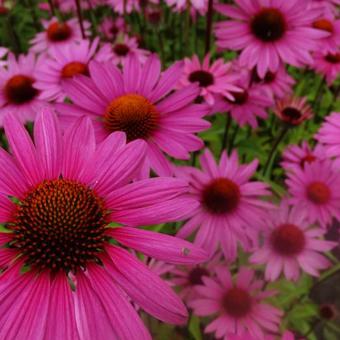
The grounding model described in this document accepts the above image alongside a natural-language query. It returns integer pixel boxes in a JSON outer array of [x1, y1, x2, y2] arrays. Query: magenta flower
[[0, 109, 208, 338], [100, 34, 150, 66], [316, 111, 340, 158], [99, 17, 128, 41], [30, 17, 90, 53], [281, 141, 326, 172], [0, 52, 48, 125], [179, 54, 240, 105], [35, 39, 111, 102], [56, 54, 210, 176], [215, 0, 328, 77], [313, 51, 340, 85], [176, 149, 273, 261], [190, 267, 282, 339], [107, 0, 141, 14], [250, 202, 336, 281], [286, 159, 340, 228], [312, 14, 340, 52]]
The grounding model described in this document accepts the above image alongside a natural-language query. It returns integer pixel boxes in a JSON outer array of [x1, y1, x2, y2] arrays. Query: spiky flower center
[[300, 154, 316, 168], [188, 70, 214, 87], [306, 181, 331, 204], [202, 178, 240, 214], [325, 53, 340, 64], [104, 93, 159, 142], [251, 8, 286, 42], [113, 43, 130, 56], [270, 223, 305, 256], [188, 267, 210, 285], [281, 107, 302, 124], [61, 62, 89, 78], [229, 90, 249, 105], [5, 75, 39, 104], [47, 22, 72, 42], [11, 179, 107, 273], [223, 287, 252, 318], [313, 19, 334, 33], [252, 69, 276, 84]]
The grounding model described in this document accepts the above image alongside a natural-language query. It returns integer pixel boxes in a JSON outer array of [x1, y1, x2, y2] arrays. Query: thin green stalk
[[220, 113, 232, 156]]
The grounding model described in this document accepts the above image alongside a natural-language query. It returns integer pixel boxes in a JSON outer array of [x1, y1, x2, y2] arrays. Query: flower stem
[[74, 0, 86, 39], [262, 125, 289, 177], [47, 0, 56, 16], [205, 0, 213, 54], [220, 113, 232, 156]]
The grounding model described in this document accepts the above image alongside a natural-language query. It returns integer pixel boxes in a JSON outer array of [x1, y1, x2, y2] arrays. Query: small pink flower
[[179, 54, 240, 106], [286, 159, 340, 228], [316, 111, 340, 158], [250, 202, 336, 281], [312, 50, 340, 85], [215, 0, 328, 77], [99, 17, 128, 41], [107, 0, 141, 14], [281, 141, 326, 172], [312, 14, 340, 52], [176, 149, 273, 261], [190, 267, 282, 339], [35, 38, 111, 102], [56, 54, 210, 176], [0, 52, 48, 125], [30, 17, 90, 53], [100, 34, 150, 65], [274, 96, 313, 126], [0, 108, 208, 338]]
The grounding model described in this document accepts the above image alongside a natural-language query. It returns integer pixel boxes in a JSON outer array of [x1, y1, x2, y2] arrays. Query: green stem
[[205, 0, 213, 54], [220, 113, 232, 156], [74, 0, 86, 39]]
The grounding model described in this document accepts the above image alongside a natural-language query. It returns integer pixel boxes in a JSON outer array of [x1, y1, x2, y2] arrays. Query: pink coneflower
[[99, 34, 150, 65], [108, 0, 140, 14], [30, 17, 90, 53], [215, 0, 328, 77], [0, 109, 208, 338], [286, 159, 340, 228], [0, 52, 47, 125], [99, 17, 128, 41], [179, 54, 240, 106], [190, 267, 282, 338], [310, 0, 340, 16], [34, 39, 111, 102], [250, 65, 295, 100], [165, 0, 207, 14], [316, 112, 340, 158], [281, 141, 326, 172], [312, 14, 340, 53], [250, 202, 336, 281], [56, 55, 210, 176], [313, 50, 340, 85], [176, 149, 273, 261], [274, 96, 313, 126], [213, 78, 272, 128], [170, 253, 223, 302]]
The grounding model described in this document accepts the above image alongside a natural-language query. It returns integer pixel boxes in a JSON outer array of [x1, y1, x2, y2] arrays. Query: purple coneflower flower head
[[312, 50, 340, 85], [250, 202, 336, 281], [189, 267, 283, 339], [99, 17, 128, 41], [0, 108, 208, 339], [215, 0, 329, 77]]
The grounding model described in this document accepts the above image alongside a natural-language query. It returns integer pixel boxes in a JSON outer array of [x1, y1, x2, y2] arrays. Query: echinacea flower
[[100, 34, 150, 65], [250, 65, 295, 100], [108, 0, 140, 14], [56, 54, 210, 176], [274, 96, 313, 126], [286, 159, 340, 228], [213, 76, 272, 128], [281, 141, 326, 172], [176, 149, 273, 261], [215, 0, 328, 77], [250, 202, 336, 281], [0, 52, 47, 125], [35, 39, 111, 102], [312, 14, 340, 52], [179, 54, 240, 106], [190, 267, 282, 339], [312, 50, 340, 85], [30, 17, 90, 53], [99, 17, 128, 41], [165, 0, 207, 15], [316, 112, 340, 158], [170, 252, 223, 302], [0, 108, 208, 339]]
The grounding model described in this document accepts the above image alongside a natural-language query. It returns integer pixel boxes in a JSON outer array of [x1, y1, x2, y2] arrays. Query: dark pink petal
[[44, 273, 80, 340], [107, 227, 208, 264], [75, 265, 151, 340], [34, 108, 62, 180], [105, 246, 188, 324]]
